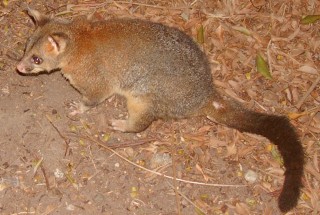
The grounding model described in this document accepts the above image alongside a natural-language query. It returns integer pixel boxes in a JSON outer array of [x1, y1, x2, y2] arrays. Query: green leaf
[[256, 54, 272, 80], [197, 25, 204, 44], [102, 133, 110, 142], [195, 207, 206, 215], [301, 15, 320, 24], [232, 26, 252, 36]]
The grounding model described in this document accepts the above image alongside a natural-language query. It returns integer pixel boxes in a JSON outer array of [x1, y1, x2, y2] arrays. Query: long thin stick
[[86, 134, 247, 188], [45, 118, 246, 187], [296, 75, 320, 109]]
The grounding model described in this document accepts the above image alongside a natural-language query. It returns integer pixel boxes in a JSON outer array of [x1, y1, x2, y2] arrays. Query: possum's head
[[17, 8, 69, 74]]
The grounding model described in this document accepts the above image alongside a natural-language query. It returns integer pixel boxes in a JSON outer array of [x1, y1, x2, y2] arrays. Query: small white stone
[[244, 170, 258, 183], [150, 153, 172, 169], [54, 169, 64, 179], [66, 204, 75, 211], [114, 163, 120, 168]]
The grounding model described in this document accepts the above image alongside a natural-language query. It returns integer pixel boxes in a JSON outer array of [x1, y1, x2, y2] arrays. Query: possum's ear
[[47, 33, 69, 55], [27, 7, 52, 27]]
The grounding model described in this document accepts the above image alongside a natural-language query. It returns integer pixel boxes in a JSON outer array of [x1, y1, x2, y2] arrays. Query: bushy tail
[[205, 95, 304, 212]]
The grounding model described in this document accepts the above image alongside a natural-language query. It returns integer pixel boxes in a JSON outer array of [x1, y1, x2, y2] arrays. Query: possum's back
[[85, 19, 216, 118]]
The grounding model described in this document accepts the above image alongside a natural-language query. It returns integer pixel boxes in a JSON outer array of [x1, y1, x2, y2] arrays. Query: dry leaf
[[287, 111, 308, 120], [209, 136, 227, 148], [198, 125, 213, 133], [215, 25, 224, 42], [226, 143, 237, 157], [0, 183, 8, 191], [298, 65, 318, 75], [235, 202, 250, 215], [196, 164, 209, 182]]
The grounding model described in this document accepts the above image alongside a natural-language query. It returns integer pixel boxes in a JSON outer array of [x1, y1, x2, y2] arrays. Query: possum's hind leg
[[111, 95, 155, 133]]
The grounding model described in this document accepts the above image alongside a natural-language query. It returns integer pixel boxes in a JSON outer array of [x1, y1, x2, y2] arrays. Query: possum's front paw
[[69, 101, 90, 116], [110, 119, 128, 132]]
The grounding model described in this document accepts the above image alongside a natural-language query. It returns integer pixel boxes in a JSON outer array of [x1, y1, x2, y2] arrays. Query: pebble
[[244, 169, 258, 183]]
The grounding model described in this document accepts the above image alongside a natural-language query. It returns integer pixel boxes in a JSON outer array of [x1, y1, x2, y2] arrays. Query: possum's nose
[[16, 63, 32, 73]]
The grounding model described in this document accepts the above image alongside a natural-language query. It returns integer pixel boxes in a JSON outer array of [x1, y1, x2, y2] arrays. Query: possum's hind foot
[[68, 101, 91, 115], [110, 119, 127, 132]]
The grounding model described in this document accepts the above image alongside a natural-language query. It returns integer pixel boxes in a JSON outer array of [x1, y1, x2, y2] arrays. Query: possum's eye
[[31, 55, 43, 65]]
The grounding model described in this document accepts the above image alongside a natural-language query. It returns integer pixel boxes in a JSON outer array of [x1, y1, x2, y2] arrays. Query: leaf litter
[[0, 0, 319, 214]]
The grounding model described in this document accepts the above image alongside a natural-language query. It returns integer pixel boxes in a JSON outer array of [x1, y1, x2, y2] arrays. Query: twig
[[44, 111, 246, 187], [40, 164, 50, 190], [266, 40, 273, 76], [251, 166, 282, 179], [88, 145, 98, 171], [105, 138, 156, 148], [54, 2, 109, 16], [85, 133, 247, 188], [305, 163, 320, 182], [31, 154, 50, 190], [272, 49, 301, 65], [166, 181, 207, 215], [204, 12, 231, 19], [171, 138, 181, 215], [45, 115, 70, 157], [296, 75, 320, 109], [190, 0, 199, 6], [68, 132, 157, 149], [16, 212, 36, 214], [249, 0, 263, 11], [115, 1, 189, 10]]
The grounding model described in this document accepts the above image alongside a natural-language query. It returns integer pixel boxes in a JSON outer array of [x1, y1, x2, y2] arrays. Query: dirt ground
[[0, 0, 319, 214]]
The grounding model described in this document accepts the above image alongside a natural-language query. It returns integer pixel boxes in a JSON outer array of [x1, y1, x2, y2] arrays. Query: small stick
[[46, 119, 246, 187], [86, 133, 247, 188], [266, 40, 273, 76], [171, 139, 182, 215], [115, 1, 189, 10], [296, 75, 320, 109], [68, 132, 157, 149], [32, 154, 50, 190], [46, 115, 70, 157], [166, 181, 207, 215], [40, 164, 50, 190]]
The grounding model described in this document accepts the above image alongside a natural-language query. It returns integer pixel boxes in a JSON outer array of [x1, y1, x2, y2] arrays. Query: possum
[[17, 8, 304, 212]]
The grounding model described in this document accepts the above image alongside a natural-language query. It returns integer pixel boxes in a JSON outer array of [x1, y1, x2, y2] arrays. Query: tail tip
[[278, 188, 299, 213]]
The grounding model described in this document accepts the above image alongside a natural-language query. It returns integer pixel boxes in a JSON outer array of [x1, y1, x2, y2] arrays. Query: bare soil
[[1, 1, 319, 215]]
